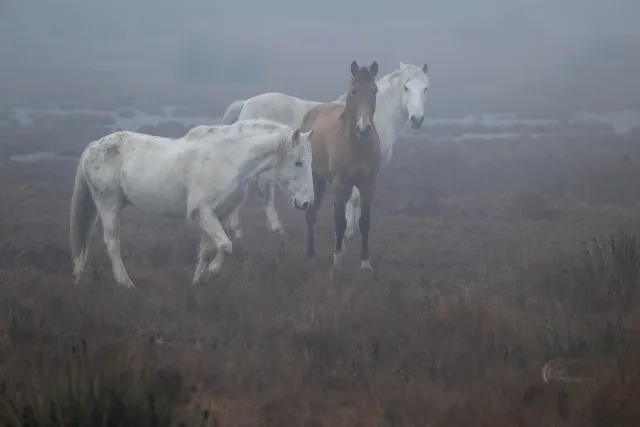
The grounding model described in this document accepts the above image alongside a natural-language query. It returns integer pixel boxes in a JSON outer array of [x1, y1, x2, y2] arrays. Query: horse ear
[[350, 60, 359, 77], [369, 61, 378, 77], [307, 129, 314, 140], [422, 63, 428, 74], [292, 128, 301, 144], [399, 61, 407, 68]]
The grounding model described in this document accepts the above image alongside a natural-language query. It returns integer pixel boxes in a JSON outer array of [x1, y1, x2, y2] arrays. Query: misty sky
[[1, 0, 639, 114]]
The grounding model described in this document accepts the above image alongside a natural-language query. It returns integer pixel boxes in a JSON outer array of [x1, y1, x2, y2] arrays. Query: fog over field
[[1, 0, 640, 115]]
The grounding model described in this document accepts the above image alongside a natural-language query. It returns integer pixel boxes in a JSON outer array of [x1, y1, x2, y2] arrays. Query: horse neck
[[237, 133, 285, 184], [372, 77, 408, 153], [340, 94, 366, 143]]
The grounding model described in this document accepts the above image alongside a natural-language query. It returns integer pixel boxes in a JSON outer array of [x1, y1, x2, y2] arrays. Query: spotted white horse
[[220, 61, 429, 242], [70, 119, 314, 288]]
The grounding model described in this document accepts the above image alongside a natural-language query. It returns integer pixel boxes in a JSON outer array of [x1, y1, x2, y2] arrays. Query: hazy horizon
[[1, 0, 639, 116]]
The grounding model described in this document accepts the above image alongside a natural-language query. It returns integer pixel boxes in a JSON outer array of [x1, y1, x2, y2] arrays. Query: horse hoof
[[360, 260, 373, 271], [120, 278, 137, 289], [207, 262, 222, 274], [332, 252, 344, 269]]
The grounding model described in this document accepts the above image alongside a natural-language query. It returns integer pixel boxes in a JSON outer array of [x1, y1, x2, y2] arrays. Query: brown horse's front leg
[[332, 181, 353, 269], [305, 175, 326, 258], [356, 179, 376, 270]]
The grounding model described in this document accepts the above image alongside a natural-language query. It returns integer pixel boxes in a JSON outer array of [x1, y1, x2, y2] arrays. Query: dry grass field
[[0, 114, 639, 426]]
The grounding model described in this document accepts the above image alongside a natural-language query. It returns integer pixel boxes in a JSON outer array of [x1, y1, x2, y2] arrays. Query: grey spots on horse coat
[[105, 143, 120, 157]]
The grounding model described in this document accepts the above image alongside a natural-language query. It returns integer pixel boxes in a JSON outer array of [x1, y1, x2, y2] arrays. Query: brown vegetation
[[0, 115, 639, 426]]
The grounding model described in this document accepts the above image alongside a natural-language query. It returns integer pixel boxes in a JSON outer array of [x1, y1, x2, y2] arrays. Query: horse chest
[[348, 161, 377, 180]]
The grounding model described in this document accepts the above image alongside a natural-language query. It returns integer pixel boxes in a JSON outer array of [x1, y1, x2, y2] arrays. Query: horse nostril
[[301, 201, 309, 210], [411, 115, 425, 127]]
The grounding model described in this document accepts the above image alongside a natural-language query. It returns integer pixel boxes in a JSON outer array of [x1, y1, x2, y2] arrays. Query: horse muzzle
[[410, 114, 425, 129], [293, 199, 311, 210], [357, 124, 372, 138]]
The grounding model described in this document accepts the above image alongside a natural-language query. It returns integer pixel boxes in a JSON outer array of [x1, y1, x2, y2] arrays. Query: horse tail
[[70, 157, 97, 279], [220, 100, 245, 124]]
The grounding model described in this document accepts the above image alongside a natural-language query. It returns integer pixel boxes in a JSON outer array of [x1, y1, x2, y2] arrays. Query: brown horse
[[299, 60, 380, 271]]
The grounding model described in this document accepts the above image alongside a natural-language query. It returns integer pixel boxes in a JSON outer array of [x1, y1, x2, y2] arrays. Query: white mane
[[184, 118, 289, 142], [184, 118, 300, 167]]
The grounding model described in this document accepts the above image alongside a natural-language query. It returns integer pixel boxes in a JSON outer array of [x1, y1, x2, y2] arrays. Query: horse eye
[[404, 85, 409, 92], [424, 87, 428, 93], [295, 161, 303, 167]]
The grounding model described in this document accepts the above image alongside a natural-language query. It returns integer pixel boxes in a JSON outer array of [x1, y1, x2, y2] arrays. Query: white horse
[[70, 119, 314, 289], [220, 61, 429, 242]]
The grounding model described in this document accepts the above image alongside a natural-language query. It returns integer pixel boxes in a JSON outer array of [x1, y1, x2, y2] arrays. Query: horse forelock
[[383, 65, 428, 89], [351, 67, 376, 87]]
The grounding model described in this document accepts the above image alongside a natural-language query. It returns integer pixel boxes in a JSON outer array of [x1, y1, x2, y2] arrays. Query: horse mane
[[184, 118, 288, 143], [272, 129, 299, 167], [184, 119, 296, 169]]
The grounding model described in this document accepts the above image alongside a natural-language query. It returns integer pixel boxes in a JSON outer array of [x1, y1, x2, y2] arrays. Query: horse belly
[[120, 165, 187, 218], [122, 183, 187, 218]]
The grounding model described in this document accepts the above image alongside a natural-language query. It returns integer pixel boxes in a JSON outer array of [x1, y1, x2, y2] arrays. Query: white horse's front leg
[[193, 236, 214, 284], [257, 171, 286, 236], [344, 187, 361, 240], [192, 206, 232, 285]]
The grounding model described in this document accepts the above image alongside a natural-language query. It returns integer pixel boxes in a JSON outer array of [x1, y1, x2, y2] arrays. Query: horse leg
[[95, 199, 135, 289], [355, 180, 376, 271], [332, 180, 353, 269], [192, 206, 232, 285], [344, 187, 361, 240], [257, 171, 286, 236], [193, 235, 215, 285], [305, 175, 326, 258], [228, 209, 242, 240], [227, 186, 248, 240]]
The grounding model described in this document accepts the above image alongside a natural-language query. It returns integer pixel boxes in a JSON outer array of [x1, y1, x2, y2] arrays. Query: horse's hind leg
[[344, 187, 362, 241], [227, 209, 242, 240], [95, 199, 135, 289], [257, 171, 286, 235], [305, 176, 326, 258], [226, 185, 249, 240]]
